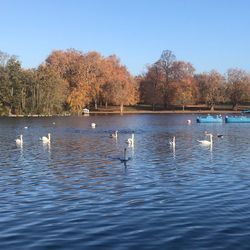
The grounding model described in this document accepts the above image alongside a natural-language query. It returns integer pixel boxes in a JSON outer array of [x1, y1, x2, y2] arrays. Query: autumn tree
[[195, 71, 225, 110], [45, 49, 91, 114], [170, 61, 197, 110], [227, 68, 250, 110], [156, 50, 176, 108], [100, 55, 138, 113], [139, 64, 163, 110]]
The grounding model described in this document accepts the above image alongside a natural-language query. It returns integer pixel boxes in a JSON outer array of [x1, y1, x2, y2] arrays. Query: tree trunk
[[233, 103, 238, 111], [94, 100, 98, 110], [105, 101, 108, 109], [182, 105, 185, 111], [120, 103, 124, 113], [152, 102, 156, 111]]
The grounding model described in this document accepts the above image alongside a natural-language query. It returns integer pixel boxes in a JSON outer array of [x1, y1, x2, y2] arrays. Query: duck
[[198, 133, 213, 145], [15, 135, 23, 145], [187, 119, 191, 124], [126, 133, 134, 147], [91, 123, 96, 128], [41, 133, 51, 143], [217, 134, 224, 138], [110, 130, 118, 139]]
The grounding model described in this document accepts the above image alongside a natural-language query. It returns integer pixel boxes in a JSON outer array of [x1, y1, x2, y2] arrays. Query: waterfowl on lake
[[16, 134, 23, 145], [126, 133, 134, 147], [119, 148, 131, 164], [198, 133, 213, 145], [217, 134, 224, 138], [91, 123, 96, 128], [41, 133, 51, 143], [110, 130, 118, 138], [187, 119, 191, 124], [169, 136, 176, 147]]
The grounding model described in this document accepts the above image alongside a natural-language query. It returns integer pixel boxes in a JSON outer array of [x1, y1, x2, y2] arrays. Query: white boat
[[83, 108, 90, 114]]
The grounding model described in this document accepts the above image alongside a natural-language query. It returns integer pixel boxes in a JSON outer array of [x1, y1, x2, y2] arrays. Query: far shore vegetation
[[1, 49, 250, 116]]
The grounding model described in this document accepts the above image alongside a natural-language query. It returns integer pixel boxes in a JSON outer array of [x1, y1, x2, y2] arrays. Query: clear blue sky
[[1, 0, 250, 75]]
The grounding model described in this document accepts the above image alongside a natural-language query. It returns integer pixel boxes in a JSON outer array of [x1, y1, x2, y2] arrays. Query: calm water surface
[[1, 114, 250, 249]]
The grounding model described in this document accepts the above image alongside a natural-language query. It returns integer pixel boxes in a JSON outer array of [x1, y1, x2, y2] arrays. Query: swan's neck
[[48, 134, 51, 141], [124, 148, 127, 159], [210, 135, 213, 143], [20, 135, 23, 142]]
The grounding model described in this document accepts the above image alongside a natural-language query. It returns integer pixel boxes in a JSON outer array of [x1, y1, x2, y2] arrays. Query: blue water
[[1, 114, 250, 249]]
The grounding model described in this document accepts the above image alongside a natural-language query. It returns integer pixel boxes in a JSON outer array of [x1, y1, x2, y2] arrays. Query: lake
[[1, 114, 250, 249]]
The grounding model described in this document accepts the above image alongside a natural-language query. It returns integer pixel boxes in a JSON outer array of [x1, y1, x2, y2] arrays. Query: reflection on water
[[1, 114, 250, 249]]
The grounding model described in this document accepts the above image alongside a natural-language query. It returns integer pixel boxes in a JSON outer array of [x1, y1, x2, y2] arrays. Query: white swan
[[41, 133, 51, 143], [198, 133, 213, 145], [16, 134, 23, 145], [110, 130, 118, 138], [127, 133, 134, 147], [187, 119, 191, 124], [169, 136, 176, 147], [91, 123, 96, 128]]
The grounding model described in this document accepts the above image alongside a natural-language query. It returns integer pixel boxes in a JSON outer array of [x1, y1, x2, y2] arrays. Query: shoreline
[[1, 110, 243, 117], [88, 110, 241, 114]]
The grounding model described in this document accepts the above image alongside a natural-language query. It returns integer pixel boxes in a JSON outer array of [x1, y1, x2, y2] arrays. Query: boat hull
[[197, 115, 223, 123], [225, 116, 250, 123]]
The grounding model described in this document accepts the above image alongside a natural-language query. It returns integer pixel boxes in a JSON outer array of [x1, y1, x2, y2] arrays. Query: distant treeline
[[0, 49, 250, 115]]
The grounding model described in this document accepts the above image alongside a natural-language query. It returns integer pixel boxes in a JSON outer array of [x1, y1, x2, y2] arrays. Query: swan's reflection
[[209, 143, 213, 160], [169, 136, 176, 159], [43, 141, 51, 158], [17, 143, 24, 158], [172, 146, 176, 159]]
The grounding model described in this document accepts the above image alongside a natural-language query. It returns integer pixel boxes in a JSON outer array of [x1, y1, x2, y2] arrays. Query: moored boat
[[83, 108, 90, 114], [196, 114, 223, 123], [241, 109, 250, 113], [225, 115, 250, 123]]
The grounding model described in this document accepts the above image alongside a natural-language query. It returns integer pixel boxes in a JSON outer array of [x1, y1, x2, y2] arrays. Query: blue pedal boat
[[197, 114, 223, 123], [225, 115, 250, 123], [241, 109, 250, 113]]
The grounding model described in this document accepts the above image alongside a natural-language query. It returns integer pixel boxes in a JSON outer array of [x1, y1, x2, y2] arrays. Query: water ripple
[[1, 115, 250, 249]]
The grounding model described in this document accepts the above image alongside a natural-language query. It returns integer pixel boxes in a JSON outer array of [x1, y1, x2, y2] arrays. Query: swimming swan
[[16, 134, 23, 145], [91, 123, 96, 128], [41, 133, 51, 143], [198, 133, 213, 145], [169, 136, 176, 147], [110, 130, 118, 138], [126, 133, 134, 146]]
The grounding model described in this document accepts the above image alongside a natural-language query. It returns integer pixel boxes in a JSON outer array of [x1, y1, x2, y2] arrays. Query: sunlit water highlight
[[1, 114, 250, 249]]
